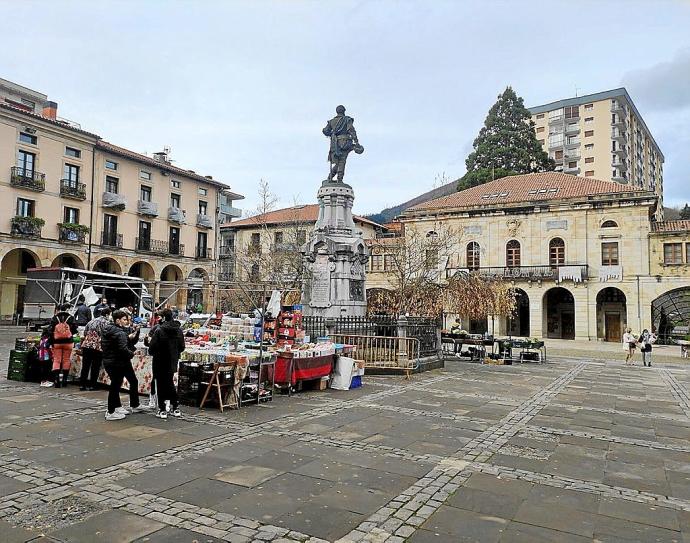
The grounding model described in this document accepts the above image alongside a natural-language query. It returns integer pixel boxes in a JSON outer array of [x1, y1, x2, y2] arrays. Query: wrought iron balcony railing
[[10, 216, 42, 238], [100, 231, 123, 248], [11, 167, 45, 192], [60, 179, 86, 200], [58, 224, 87, 244], [135, 237, 185, 256], [218, 245, 235, 258], [446, 264, 589, 282], [195, 247, 212, 260]]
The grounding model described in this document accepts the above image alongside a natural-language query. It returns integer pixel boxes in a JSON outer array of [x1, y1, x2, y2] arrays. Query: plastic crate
[[350, 375, 362, 389], [7, 351, 28, 381]]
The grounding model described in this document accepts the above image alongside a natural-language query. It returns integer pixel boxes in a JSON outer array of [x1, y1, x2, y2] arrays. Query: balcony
[[611, 158, 627, 170], [563, 165, 580, 175], [563, 151, 580, 161], [565, 124, 580, 135], [611, 128, 627, 143], [612, 145, 628, 158], [10, 216, 43, 239], [102, 192, 126, 211], [218, 245, 235, 258], [196, 213, 213, 228], [101, 231, 123, 248], [610, 102, 627, 116], [446, 264, 589, 282], [10, 167, 45, 192], [135, 237, 185, 256], [612, 175, 628, 183], [195, 247, 212, 260], [58, 224, 87, 244], [548, 115, 564, 125], [218, 271, 235, 281], [137, 200, 159, 217], [219, 203, 242, 218], [564, 139, 580, 148], [168, 207, 186, 224], [60, 179, 86, 200], [611, 115, 625, 128]]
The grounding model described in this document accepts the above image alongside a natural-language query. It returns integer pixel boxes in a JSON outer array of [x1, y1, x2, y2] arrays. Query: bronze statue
[[323, 105, 364, 182]]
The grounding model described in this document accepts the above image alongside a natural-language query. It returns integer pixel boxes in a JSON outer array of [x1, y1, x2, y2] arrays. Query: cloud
[[622, 48, 690, 111]]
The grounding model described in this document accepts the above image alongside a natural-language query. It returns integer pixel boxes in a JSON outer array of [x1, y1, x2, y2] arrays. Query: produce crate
[[7, 350, 29, 381]]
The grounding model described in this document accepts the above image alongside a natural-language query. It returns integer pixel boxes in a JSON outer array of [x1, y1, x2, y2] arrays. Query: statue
[[323, 105, 364, 182]]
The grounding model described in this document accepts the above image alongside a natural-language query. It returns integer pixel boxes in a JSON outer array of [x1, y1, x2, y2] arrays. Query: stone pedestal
[[302, 181, 368, 318]]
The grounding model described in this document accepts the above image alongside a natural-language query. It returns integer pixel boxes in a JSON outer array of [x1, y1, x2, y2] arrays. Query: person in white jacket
[[638, 329, 657, 367], [622, 328, 637, 365]]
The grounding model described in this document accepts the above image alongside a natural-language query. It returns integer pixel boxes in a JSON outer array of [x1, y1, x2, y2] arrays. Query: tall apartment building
[[529, 88, 664, 211], [0, 78, 243, 319]]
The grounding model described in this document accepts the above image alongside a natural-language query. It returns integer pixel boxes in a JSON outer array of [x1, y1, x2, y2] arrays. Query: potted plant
[[11, 216, 45, 237]]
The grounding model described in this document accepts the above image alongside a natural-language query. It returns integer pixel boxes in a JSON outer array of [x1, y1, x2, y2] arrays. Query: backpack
[[53, 316, 72, 341]]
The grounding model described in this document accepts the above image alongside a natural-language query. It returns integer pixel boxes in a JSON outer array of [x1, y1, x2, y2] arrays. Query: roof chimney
[[42, 100, 57, 120]]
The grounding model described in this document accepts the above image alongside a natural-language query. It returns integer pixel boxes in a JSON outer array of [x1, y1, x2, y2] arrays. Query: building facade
[[398, 172, 690, 342], [0, 80, 243, 319], [529, 88, 664, 213], [220, 204, 384, 283]]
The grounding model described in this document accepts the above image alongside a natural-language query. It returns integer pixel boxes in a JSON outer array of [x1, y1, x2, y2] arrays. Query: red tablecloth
[[275, 353, 334, 386]]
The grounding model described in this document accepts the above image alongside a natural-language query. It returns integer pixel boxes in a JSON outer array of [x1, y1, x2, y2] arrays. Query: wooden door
[[605, 312, 621, 342], [562, 312, 575, 339]]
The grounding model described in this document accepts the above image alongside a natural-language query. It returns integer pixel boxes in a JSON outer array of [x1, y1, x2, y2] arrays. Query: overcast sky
[[1, 0, 689, 214]]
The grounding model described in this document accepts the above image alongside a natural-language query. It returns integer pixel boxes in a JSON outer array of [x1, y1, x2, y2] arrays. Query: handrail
[[331, 333, 421, 374]]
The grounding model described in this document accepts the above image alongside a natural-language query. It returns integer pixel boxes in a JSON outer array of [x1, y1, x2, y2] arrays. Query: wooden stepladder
[[199, 361, 237, 413]]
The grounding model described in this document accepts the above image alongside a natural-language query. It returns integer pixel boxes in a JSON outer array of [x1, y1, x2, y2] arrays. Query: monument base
[[302, 181, 369, 319]]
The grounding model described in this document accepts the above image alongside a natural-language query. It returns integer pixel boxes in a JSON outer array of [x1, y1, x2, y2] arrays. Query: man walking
[[148, 309, 185, 419], [79, 307, 110, 390], [74, 296, 92, 329], [101, 310, 144, 420], [93, 297, 109, 318]]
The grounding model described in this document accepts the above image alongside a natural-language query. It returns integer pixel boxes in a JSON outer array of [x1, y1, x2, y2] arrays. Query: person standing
[[101, 310, 144, 420], [93, 297, 109, 318], [48, 304, 77, 387], [148, 309, 185, 419], [144, 311, 162, 408], [80, 307, 110, 390], [622, 328, 637, 366], [74, 296, 92, 329], [639, 329, 657, 367]]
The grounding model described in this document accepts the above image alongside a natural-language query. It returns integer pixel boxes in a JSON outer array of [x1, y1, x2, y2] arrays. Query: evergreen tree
[[680, 204, 690, 220], [458, 87, 555, 191]]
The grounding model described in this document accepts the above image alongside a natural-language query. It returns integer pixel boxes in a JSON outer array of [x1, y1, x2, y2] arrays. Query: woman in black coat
[[148, 308, 185, 419]]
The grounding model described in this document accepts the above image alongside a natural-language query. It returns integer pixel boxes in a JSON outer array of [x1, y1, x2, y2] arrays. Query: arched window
[[549, 238, 565, 266], [601, 220, 618, 228], [506, 240, 521, 267], [466, 242, 480, 270]]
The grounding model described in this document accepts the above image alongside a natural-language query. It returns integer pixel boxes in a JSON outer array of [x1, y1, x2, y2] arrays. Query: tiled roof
[[652, 220, 690, 233], [406, 172, 650, 213], [223, 204, 385, 229], [0, 102, 100, 139], [96, 141, 242, 196]]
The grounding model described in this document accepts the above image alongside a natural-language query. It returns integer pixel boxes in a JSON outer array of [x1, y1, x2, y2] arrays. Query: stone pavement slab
[[422, 505, 509, 541], [159, 478, 246, 508], [213, 464, 282, 487], [49, 510, 164, 543], [132, 525, 222, 542]]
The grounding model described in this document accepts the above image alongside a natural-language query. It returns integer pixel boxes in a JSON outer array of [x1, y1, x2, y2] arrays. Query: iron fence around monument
[[301, 314, 439, 357]]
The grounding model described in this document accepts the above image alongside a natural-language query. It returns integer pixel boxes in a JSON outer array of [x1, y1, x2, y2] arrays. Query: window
[[584, 117, 594, 124], [549, 238, 565, 266], [250, 264, 260, 282], [466, 242, 480, 270], [663, 243, 683, 265], [296, 230, 306, 244], [171, 180, 181, 189], [274, 231, 283, 245], [371, 254, 384, 272], [105, 160, 118, 170], [584, 103, 593, 110], [585, 157, 594, 163], [425, 249, 439, 270], [555, 150, 564, 160], [566, 135, 579, 145], [565, 105, 579, 119], [536, 113, 545, 119], [197, 232, 208, 255], [105, 175, 119, 193], [103, 214, 118, 245], [601, 220, 618, 228], [506, 240, 521, 267], [198, 187, 208, 196], [584, 170, 594, 177], [585, 130, 594, 137], [601, 242, 619, 266], [17, 149, 35, 173], [568, 161, 577, 169], [140, 185, 152, 202], [19, 132, 37, 145], [250, 232, 261, 247], [138, 221, 151, 250], [170, 193, 181, 208], [169, 227, 181, 254], [17, 198, 35, 217], [198, 201, 208, 215], [536, 126, 544, 133], [140, 170, 151, 180], [585, 143, 594, 150], [63, 163, 80, 182], [63, 207, 79, 224], [65, 147, 81, 158]]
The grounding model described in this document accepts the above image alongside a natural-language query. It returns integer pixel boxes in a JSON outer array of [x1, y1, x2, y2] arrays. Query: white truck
[[23, 267, 153, 328]]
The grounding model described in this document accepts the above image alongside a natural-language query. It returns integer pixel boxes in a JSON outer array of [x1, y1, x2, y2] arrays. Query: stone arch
[[160, 264, 184, 308], [0, 248, 40, 318], [51, 253, 85, 269], [596, 287, 627, 342], [542, 286, 575, 340], [93, 257, 122, 275], [651, 287, 690, 344], [187, 267, 209, 311], [507, 288, 530, 337], [128, 261, 156, 281]]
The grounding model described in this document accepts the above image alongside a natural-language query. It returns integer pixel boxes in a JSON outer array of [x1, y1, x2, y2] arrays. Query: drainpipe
[[636, 275, 641, 332], [87, 143, 97, 269]]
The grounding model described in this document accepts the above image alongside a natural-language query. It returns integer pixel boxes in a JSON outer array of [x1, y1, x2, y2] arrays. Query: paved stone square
[[1, 332, 690, 542]]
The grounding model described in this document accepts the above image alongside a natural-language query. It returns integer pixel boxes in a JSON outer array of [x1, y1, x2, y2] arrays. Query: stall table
[[275, 352, 334, 388]]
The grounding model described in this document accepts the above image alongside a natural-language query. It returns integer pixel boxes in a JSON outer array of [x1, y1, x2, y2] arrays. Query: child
[[38, 328, 54, 387]]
